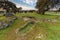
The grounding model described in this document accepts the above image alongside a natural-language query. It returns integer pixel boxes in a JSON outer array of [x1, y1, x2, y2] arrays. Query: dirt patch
[[22, 16, 37, 21]]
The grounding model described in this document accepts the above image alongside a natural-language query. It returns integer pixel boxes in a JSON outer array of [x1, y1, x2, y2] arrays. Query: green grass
[[46, 12, 60, 15], [15, 12, 60, 40], [15, 12, 58, 19], [38, 21, 60, 40], [0, 16, 6, 21], [19, 21, 35, 33], [0, 12, 60, 40], [0, 17, 23, 40]]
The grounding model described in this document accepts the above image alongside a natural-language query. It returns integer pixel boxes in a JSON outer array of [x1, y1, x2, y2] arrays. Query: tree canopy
[[36, 0, 60, 15], [0, 0, 17, 13]]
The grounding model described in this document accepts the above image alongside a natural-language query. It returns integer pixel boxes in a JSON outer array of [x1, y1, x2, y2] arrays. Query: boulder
[[3, 23, 9, 28]]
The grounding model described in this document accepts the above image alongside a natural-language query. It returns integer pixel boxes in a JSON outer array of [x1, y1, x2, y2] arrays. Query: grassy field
[[0, 16, 6, 21], [0, 12, 60, 40]]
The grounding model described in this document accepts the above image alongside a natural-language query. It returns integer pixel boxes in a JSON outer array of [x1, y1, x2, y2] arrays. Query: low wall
[[0, 17, 17, 30]]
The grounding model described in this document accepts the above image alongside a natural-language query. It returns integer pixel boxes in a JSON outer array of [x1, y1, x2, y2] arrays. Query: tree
[[0, 0, 17, 16], [36, 0, 59, 15], [17, 7, 22, 13]]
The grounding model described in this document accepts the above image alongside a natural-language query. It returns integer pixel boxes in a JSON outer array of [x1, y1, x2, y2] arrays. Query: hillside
[[0, 12, 60, 40]]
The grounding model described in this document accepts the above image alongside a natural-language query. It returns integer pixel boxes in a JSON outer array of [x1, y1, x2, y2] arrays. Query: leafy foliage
[[0, 0, 17, 13], [36, 0, 60, 15]]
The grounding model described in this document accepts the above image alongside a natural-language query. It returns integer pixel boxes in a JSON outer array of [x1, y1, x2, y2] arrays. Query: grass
[[0, 12, 60, 40], [15, 12, 58, 19], [46, 12, 60, 15], [19, 21, 35, 33], [38, 21, 60, 40], [0, 18, 19, 40], [0, 16, 6, 21]]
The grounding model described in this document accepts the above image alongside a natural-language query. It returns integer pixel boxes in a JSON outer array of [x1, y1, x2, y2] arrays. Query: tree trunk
[[5, 9, 14, 17], [41, 11, 45, 15], [38, 9, 45, 15]]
